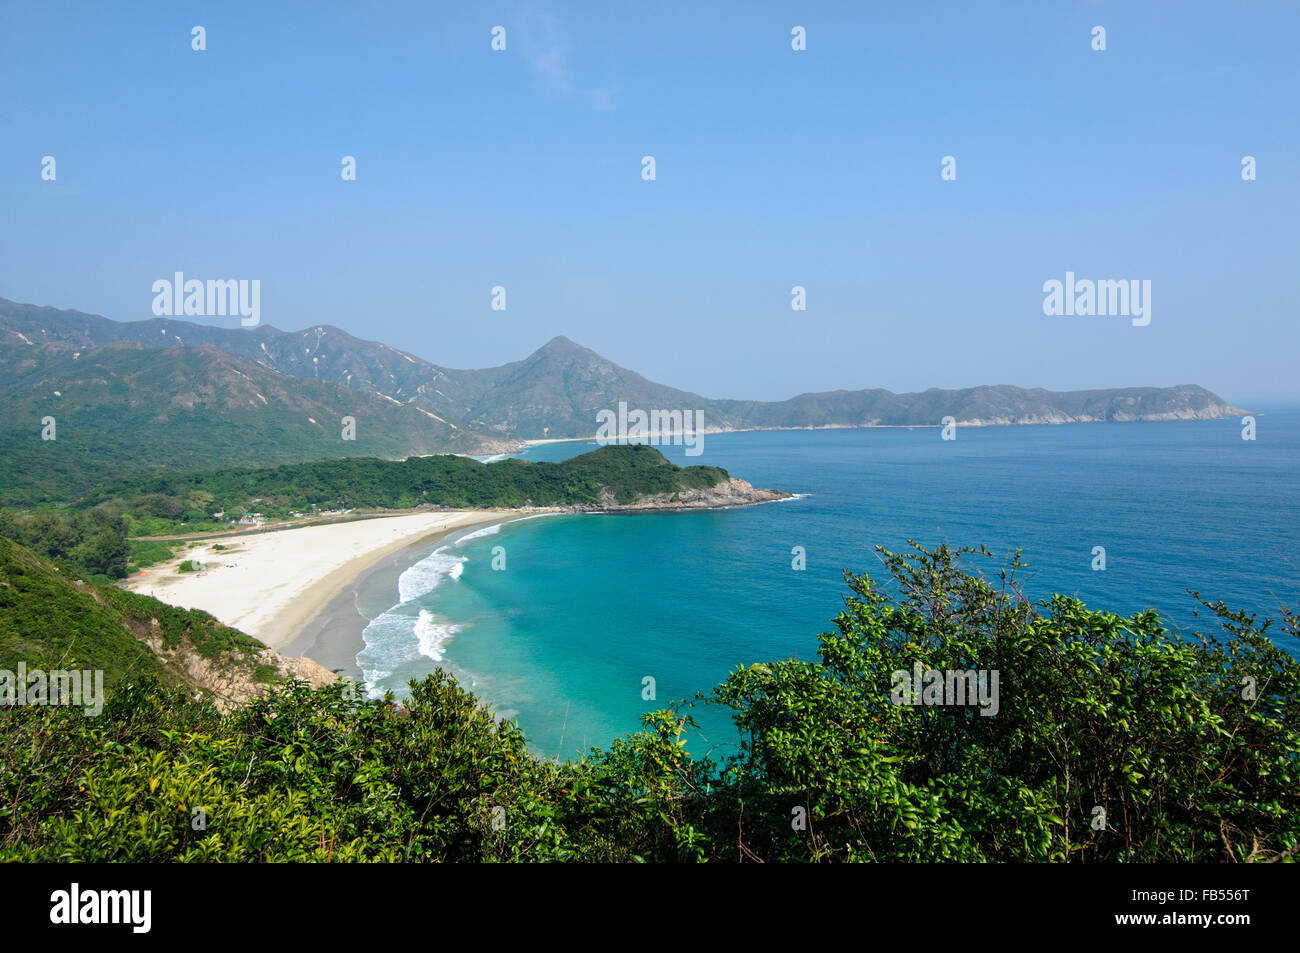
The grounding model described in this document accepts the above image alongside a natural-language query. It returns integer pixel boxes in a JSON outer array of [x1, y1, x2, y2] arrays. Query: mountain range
[[0, 296, 1245, 501]]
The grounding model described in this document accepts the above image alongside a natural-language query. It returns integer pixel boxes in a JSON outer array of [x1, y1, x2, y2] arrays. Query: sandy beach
[[127, 510, 512, 651]]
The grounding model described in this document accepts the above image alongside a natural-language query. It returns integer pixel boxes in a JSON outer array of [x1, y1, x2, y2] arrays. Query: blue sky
[[2, 1, 1296, 403]]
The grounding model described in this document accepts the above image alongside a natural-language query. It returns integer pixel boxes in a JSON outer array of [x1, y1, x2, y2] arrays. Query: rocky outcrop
[[570, 477, 793, 513], [136, 622, 337, 713]]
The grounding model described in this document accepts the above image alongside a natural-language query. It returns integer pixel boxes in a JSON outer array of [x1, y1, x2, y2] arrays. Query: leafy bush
[[127, 538, 176, 573], [1, 543, 1295, 862], [699, 544, 1300, 861]]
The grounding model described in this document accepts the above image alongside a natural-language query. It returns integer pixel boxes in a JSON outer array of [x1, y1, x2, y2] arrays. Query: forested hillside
[[2, 298, 1244, 449], [0, 340, 493, 505], [0, 446, 732, 579], [0, 536, 288, 701]]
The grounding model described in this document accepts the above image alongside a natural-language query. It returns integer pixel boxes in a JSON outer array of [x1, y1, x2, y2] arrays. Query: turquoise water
[[357, 413, 1300, 761]]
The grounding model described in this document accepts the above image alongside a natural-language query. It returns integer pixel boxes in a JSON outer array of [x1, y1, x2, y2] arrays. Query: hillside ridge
[[0, 297, 1246, 453]]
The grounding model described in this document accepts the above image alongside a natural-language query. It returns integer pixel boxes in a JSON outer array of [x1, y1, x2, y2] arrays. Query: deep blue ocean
[[355, 412, 1300, 761]]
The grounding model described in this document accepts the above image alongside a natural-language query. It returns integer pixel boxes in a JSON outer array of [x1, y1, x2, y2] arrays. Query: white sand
[[127, 511, 511, 650]]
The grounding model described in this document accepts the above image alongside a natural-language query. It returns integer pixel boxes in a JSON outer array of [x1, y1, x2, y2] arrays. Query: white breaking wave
[[453, 512, 563, 547], [356, 608, 426, 699], [356, 606, 467, 697], [413, 608, 462, 662], [398, 513, 557, 601], [357, 514, 561, 697], [358, 534, 481, 695], [397, 548, 466, 604], [454, 523, 502, 546]]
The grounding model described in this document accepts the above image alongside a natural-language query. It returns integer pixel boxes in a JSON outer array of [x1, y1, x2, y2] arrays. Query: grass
[[127, 538, 176, 573]]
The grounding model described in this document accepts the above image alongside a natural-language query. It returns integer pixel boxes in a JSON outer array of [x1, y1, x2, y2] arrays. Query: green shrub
[[128, 538, 175, 573], [699, 544, 1300, 861], [1, 543, 1295, 863]]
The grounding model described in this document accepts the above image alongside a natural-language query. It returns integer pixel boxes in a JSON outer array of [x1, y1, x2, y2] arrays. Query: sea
[[350, 411, 1300, 762]]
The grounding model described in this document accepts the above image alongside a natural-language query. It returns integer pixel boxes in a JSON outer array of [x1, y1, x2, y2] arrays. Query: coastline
[[279, 516, 513, 677], [126, 510, 515, 652], [282, 484, 795, 686], [127, 481, 788, 679], [285, 511, 571, 690], [279, 482, 793, 688], [511, 413, 1251, 452]]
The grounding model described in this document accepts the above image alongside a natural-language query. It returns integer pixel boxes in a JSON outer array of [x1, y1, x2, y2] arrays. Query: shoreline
[[126, 510, 517, 652], [512, 414, 1250, 450], [280, 515, 545, 678], [282, 491, 795, 697], [280, 489, 790, 686], [126, 484, 786, 675]]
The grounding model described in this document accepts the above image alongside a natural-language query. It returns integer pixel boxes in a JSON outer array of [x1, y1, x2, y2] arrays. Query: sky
[[1, 1, 1297, 404]]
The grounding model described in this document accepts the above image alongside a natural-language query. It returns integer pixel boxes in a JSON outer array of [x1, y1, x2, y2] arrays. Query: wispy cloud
[[515, 7, 620, 111]]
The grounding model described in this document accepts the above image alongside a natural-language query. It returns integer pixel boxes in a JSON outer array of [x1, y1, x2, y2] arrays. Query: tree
[[703, 543, 1300, 861]]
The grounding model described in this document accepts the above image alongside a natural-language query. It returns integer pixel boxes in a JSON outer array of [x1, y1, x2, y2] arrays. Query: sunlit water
[[356, 413, 1300, 761]]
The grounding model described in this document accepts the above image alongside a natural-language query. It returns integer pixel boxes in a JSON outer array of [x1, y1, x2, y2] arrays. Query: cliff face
[[136, 623, 337, 712]]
